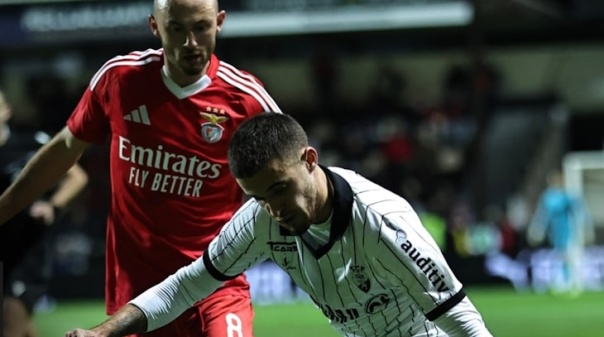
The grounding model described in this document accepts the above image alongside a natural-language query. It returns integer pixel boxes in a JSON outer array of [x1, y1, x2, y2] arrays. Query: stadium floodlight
[[0, 0, 85, 5], [221, 1, 474, 37]]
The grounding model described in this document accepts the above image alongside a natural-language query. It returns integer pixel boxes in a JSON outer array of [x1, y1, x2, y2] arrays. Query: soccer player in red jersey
[[0, 1, 280, 337]]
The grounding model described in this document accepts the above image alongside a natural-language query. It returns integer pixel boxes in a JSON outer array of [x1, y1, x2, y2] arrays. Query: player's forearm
[[129, 258, 223, 331], [49, 164, 89, 210], [433, 297, 493, 337], [90, 304, 148, 337], [0, 129, 86, 224]]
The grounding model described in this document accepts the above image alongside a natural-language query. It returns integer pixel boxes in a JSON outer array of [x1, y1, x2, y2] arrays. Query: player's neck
[[313, 167, 333, 224], [164, 62, 210, 87]]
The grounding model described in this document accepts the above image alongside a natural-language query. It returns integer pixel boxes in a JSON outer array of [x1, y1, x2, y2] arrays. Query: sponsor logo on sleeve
[[400, 239, 450, 292], [385, 217, 451, 292]]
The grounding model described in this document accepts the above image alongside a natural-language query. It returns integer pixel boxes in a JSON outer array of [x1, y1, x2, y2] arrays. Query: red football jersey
[[67, 49, 281, 314]]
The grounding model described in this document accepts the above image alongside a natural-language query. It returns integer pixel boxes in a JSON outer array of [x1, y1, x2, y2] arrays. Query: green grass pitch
[[35, 287, 604, 337]]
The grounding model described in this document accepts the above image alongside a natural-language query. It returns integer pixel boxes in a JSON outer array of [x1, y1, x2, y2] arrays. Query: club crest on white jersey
[[350, 265, 371, 292]]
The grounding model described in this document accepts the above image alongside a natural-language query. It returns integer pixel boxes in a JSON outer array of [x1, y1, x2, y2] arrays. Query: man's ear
[[216, 10, 226, 33], [148, 15, 160, 37], [302, 147, 319, 171]]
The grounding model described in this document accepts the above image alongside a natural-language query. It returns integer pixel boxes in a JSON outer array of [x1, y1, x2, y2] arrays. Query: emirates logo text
[[118, 136, 222, 197]]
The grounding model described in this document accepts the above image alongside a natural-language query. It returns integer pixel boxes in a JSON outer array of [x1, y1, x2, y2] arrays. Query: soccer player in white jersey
[[65, 114, 493, 337]]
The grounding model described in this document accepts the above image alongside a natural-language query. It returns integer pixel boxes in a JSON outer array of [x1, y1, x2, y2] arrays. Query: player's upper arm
[[66, 67, 112, 144], [59, 127, 92, 154], [203, 199, 268, 281], [365, 205, 464, 315], [37, 127, 91, 165]]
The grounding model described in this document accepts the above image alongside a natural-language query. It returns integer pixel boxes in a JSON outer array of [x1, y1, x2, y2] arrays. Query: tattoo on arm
[[93, 304, 148, 337]]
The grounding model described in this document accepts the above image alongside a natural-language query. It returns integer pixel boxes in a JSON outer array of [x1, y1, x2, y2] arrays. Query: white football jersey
[[203, 167, 469, 336]]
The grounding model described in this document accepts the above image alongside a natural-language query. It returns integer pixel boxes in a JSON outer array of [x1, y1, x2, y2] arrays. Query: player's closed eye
[[251, 183, 288, 204], [168, 25, 183, 33], [194, 24, 210, 33], [271, 183, 288, 194]]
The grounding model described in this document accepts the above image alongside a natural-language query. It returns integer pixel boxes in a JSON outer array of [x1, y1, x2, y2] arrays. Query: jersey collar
[[160, 54, 218, 99], [281, 165, 354, 259]]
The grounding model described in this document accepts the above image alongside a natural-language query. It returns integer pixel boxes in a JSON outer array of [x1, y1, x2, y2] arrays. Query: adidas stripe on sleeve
[[90, 49, 163, 91], [217, 61, 282, 113]]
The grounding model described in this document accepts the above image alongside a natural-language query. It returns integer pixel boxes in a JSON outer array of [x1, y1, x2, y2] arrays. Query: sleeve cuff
[[425, 288, 466, 321], [202, 253, 238, 281]]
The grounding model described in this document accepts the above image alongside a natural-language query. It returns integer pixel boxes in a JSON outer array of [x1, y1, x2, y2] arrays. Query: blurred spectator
[[25, 76, 76, 135], [367, 62, 420, 127], [0, 89, 88, 337], [485, 205, 520, 257], [448, 199, 476, 258], [419, 211, 448, 251], [311, 48, 340, 111]]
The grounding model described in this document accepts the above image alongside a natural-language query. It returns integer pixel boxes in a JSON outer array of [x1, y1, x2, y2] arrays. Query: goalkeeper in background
[[527, 169, 595, 295]]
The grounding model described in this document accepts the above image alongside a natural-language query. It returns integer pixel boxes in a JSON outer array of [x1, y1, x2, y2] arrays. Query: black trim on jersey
[[202, 253, 237, 281], [279, 226, 294, 236], [304, 166, 354, 259], [425, 288, 466, 321]]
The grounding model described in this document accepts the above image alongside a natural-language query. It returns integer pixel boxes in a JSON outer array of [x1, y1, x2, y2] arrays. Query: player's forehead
[[236, 159, 293, 196], [155, 0, 216, 23]]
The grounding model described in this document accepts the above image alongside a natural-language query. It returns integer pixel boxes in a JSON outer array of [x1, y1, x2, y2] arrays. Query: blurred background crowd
[[1, 0, 604, 304]]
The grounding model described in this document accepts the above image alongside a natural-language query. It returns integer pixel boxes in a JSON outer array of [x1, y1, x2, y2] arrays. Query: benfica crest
[[201, 122, 224, 143], [350, 265, 371, 292], [200, 109, 229, 143]]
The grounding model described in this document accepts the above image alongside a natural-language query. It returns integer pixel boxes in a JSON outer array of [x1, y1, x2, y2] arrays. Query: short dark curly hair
[[228, 113, 308, 179]]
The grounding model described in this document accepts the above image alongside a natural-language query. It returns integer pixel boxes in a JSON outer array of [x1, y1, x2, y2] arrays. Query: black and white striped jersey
[[199, 166, 488, 337]]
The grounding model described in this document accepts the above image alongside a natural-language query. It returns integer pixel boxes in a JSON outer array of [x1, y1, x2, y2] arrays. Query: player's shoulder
[[229, 198, 270, 230], [214, 57, 262, 83], [212, 56, 281, 113], [89, 48, 163, 90], [327, 166, 362, 181], [231, 198, 262, 220], [328, 166, 413, 223], [327, 166, 383, 199], [227, 198, 282, 241]]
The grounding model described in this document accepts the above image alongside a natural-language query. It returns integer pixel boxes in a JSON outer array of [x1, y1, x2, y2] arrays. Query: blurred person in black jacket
[[0, 89, 88, 337]]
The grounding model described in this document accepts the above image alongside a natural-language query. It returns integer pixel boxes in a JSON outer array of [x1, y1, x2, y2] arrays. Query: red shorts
[[136, 294, 254, 337]]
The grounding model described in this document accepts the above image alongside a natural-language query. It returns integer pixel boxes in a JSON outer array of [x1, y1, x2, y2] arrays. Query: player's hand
[[28, 200, 55, 226], [64, 328, 102, 337]]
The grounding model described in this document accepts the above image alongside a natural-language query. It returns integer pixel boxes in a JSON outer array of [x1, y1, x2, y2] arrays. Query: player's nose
[[183, 31, 198, 47], [266, 199, 285, 218]]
